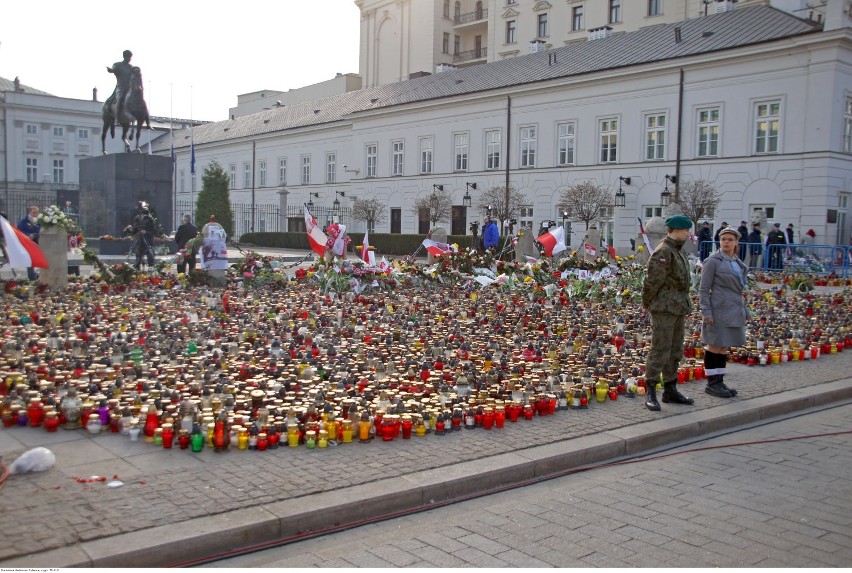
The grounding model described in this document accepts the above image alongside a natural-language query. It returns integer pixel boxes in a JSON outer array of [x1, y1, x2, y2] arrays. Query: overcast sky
[[1, 0, 361, 121]]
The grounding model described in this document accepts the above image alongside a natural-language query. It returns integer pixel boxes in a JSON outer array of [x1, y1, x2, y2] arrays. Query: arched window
[[476, 1, 483, 19], [443, 0, 450, 18], [454, 1, 461, 20]]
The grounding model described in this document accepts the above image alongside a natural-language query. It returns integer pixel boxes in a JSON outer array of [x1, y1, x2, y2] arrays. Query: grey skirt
[[702, 323, 746, 347]]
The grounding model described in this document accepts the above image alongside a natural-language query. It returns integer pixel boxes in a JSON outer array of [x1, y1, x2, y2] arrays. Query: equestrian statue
[[102, 49, 151, 154]]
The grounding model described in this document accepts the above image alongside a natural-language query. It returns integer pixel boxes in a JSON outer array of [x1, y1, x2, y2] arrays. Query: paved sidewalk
[[1, 348, 851, 567]]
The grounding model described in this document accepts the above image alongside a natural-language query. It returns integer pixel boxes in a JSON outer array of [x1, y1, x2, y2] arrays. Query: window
[[454, 133, 469, 171], [420, 137, 433, 174], [520, 126, 536, 168], [454, 35, 460, 55], [443, 32, 450, 54], [599, 118, 618, 163], [609, 0, 621, 23], [278, 158, 287, 184], [454, 1, 461, 20], [507, 0, 516, 4], [843, 96, 852, 153], [537, 13, 548, 37], [53, 127, 64, 137], [557, 122, 576, 165], [78, 128, 89, 139], [645, 113, 666, 160], [244, 163, 252, 188], [301, 155, 311, 184], [697, 107, 720, 157], [443, 0, 450, 18], [366, 144, 377, 178], [26, 158, 38, 182], [506, 20, 516, 43], [572, 6, 584, 31], [25, 124, 37, 135], [643, 206, 663, 219], [749, 205, 775, 221], [391, 142, 404, 176], [52, 159, 64, 184], [648, 0, 661, 16], [519, 206, 534, 230], [259, 160, 267, 187], [180, 169, 185, 194], [326, 152, 336, 183], [754, 100, 781, 154], [485, 129, 501, 170], [229, 164, 236, 189]]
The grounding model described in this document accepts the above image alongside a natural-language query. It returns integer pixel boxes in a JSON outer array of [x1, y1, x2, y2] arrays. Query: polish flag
[[601, 237, 617, 258], [536, 226, 567, 257], [304, 204, 327, 257], [584, 243, 597, 257], [0, 216, 48, 270], [360, 231, 375, 265], [379, 256, 391, 274], [637, 217, 654, 254], [422, 238, 452, 257]]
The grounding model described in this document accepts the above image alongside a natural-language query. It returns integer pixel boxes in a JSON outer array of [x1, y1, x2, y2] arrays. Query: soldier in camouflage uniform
[[641, 214, 695, 412]]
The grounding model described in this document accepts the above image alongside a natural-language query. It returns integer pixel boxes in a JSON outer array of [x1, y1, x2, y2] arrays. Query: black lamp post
[[661, 175, 676, 207], [307, 192, 319, 210], [614, 176, 631, 208], [333, 190, 345, 212], [463, 182, 476, 208]]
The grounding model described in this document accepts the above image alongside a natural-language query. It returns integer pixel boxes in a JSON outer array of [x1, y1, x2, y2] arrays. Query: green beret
[[665, 215, 693, 229]]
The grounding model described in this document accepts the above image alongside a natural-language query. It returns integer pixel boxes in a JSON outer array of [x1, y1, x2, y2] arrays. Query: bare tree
[[558, 181, 613, 230], [351, 197, 387, 233], [476, 186, 527, 227], [412, 186, 454, 228], [676, 179, 723, 228]]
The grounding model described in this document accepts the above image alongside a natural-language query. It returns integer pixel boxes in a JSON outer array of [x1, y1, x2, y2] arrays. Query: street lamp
[[333, 190, 345, 212], [661, 175, 676, 207], [306, 192, 319, 210], [463, 182, 476, 208], [614, 176, 631, 208]]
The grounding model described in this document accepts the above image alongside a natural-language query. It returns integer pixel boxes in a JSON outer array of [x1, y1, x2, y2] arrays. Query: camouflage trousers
[[645, 312, 685, 385]]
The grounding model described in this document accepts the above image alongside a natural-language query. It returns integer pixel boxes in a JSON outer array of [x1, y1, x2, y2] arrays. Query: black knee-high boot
[[716, 352, 737, 396], [705, 350, 732, 398]]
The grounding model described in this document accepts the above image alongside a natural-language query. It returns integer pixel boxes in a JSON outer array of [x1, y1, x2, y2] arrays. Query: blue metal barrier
[[698, 241, 850, 277]]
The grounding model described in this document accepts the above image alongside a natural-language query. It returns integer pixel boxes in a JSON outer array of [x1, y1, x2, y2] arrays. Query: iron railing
[[699, 241, 851, 277], [453, 47, 488, 63], [454, 7, 487, 25], [175, 200, 282, 240]]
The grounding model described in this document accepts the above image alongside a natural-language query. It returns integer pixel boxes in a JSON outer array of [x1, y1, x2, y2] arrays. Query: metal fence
[[699, 241, 851, 277], [0, 187, 80, 223], [175, 201, 282, 240], [285, 205, 353, 233]]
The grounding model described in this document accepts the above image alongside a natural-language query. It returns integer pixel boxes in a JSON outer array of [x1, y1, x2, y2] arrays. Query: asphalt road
[[202, 401, 852, 568]]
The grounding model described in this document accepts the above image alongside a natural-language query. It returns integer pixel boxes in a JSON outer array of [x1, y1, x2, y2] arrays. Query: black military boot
[[717, 375, 737, 396], [705, 375, 732, 398], [645, 383, 661, 412], [662, 381, 694, 405], [715, 353, 737, 396]]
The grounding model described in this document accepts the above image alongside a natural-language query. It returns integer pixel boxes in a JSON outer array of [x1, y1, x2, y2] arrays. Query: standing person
[[17, 206, 40, 280], [713, 222, 728, 251], [765, 222, 786, 270], [737, 221, 749, 260], [801, 229, 816, 256], [107, 50, 133, 122], [174, 214, 198, 274], [785, 223, 795, 245], [700, 227, 749, 398], [482, 215, 499, 251], [697, 221, 713, 261], [640, 214, 695, 412], [126, 201, 156, 269], [747, 223, 763, 268]]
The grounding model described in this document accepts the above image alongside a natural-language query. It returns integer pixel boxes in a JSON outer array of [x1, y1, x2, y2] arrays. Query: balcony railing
[[454, 7, 487, 25], [453, 47, 488, 63]]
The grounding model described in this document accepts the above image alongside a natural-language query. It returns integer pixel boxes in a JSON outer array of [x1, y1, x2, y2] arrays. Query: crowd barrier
[[698, 241, 851, 277]]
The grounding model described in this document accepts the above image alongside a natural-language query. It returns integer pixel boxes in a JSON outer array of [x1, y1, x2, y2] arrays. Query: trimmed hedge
[[239, 232, 485, 256]]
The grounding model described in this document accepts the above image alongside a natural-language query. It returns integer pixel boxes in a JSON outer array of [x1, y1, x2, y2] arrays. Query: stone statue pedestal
[[583, 228, 601, 261], [515, 231, 537, 262], [38, 227, 68, 290]]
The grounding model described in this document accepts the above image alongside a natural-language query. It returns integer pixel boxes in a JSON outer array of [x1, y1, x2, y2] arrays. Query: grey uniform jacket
[[699, 250, 748, 327]]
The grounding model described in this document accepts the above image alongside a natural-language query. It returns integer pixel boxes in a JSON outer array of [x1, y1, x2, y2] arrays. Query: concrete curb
[[5, 378, 851, 568]]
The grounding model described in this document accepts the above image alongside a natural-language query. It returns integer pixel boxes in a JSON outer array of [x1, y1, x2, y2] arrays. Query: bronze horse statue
[[102, 66, 150, 154]]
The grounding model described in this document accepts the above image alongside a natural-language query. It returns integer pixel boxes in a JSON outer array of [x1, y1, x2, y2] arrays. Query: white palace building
[[158, 2, 851, 250]]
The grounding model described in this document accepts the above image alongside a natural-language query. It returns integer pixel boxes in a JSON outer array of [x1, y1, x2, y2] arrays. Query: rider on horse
[[106, 50, 133, 124]]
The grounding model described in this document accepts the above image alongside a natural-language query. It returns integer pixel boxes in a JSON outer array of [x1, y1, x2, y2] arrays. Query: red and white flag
[[536, 226, 567, 257], [0, 216, 48, 270], [360, 231, 375, 265], [304, 204, 327, 257], [378, 256, 391, 274], [584, 243, 597, 257], [601, 237, 617, 258], [637, 217, 654, 254], [422, 238, 452, 257]]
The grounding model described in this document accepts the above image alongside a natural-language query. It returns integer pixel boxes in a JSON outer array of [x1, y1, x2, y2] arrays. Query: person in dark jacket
[[765, 222, 786, 270], [737, 221, 749, 260], [712, 221, 727, 251], [174, 214, 198, 274], [785, 223, 795, 245], [482, 215, 499, 250], [126, 201, 156, 269], [641, 214, 695, 412], [17, 206, 40, 280], [700, 227, 749, 398], [697, 221, 713, 261], [747, 224, 763, 268]]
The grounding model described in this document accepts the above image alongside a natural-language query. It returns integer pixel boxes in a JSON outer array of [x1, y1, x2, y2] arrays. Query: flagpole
[[190, 85, 195, 222], [170, 84, 176, 231]]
